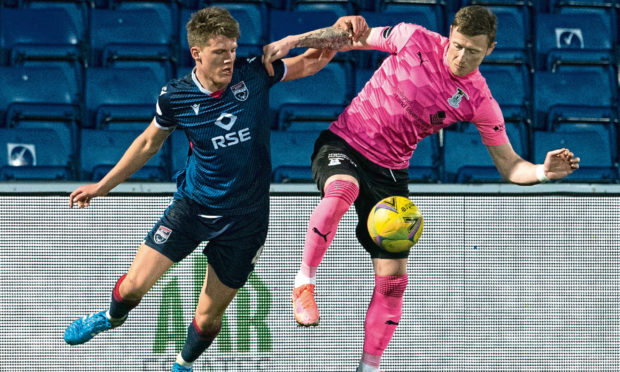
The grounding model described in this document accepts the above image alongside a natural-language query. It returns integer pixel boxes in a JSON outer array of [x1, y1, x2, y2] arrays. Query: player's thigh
[[123, 243, 175, 296], [354, 167, 410, 259], [311, 133, 361, 194], [201, 209, 269, 290], [195, 263, 239, 319]]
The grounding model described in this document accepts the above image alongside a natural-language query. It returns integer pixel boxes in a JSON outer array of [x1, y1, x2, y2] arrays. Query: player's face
[[447, 26, 495, 76], [193, 35, 238, 91]]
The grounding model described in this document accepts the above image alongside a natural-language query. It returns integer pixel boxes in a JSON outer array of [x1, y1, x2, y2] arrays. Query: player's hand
[[333, 15, 369, 42], [69, 183, 106, 208], [543, 148, 580, 180], [262, 36, 295, 77]]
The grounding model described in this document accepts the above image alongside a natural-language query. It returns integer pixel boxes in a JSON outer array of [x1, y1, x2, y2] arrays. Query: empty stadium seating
[[80, 129, 168, 181], [408, 134, 440, 182], [534, 130, 618, 183], [0, 0, 617, 184], [90, 8, 175, 82], [0, 128, 72, 180], [270, 62, 351, 130], [533, 67, 616, 131], [270, 130, 318, 182], [443, 130, 504, 183], [535, 12, 615, 72], [85, 67, 163, 129]]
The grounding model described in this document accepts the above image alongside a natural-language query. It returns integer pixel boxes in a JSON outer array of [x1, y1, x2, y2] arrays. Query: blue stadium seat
[[210, 2, 268, 57], [90, 8, 175, 82], [179, 9, 194, 68], [169, 128, 189, 180], [85, 67, 164, 129], [533, 130, 617, 183], [354, 67, 375, 94], [270, 130, 318, 182], [80, 129, 168, 181], [290, 1, 355, 18], [0, 128, 72, 180], [549, 0, 617, 43], [481, 6, 531, 66], [378, 2, 444, 33], [0, 8, 85, 83], [479, 64, 531, 124], [408, 134, 440, 182], [551, 122, 618, 164], [0, 65, 80, 122], [21, 1, 88, 38], [443, 130, 504, 183], [114, 1, 178, 37], [269, 9, 344, 57], [535, 12, 615, 72], [533, 67, 616, 130], [269, 62, 351, 130], [457, 120, 527, 160]]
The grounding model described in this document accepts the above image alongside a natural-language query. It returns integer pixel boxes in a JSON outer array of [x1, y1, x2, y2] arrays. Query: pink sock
[[299, 180, 358, 278], [362, 274, 409, 367]]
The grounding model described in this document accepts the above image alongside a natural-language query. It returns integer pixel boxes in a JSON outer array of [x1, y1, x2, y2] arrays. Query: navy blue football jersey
[[155, 57, 286, 214]]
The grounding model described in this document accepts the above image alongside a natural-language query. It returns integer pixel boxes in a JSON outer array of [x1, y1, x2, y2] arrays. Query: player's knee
[[118, 275, 148, 301], [193, 314, 222, 338], [375, 274, 408, 298], [324, 179, 359, 206]]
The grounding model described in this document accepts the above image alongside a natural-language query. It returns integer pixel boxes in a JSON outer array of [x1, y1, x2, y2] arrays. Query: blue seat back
[[533, 68, 615, 129], [479, 64, 530, 122], [0, 65, 80, 123], [80, 129, 167, 180], [270, 130, 318, 182], [85, 67, 163, 128], [535, 13, 614, 71]]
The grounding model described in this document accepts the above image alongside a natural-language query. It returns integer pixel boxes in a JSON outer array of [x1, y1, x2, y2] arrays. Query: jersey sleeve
[[472, 97, 509, 146], [267, 59, 286, 87], [154, 86, 177, 130], [366, 23, 422, 54]]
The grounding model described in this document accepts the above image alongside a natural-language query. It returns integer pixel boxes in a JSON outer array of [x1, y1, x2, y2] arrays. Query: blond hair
[[186, 7, 240, 48]]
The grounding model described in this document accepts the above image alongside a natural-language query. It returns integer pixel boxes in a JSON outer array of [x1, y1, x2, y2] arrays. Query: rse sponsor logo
[[212, 128, 251, 149], [212, 112, 252, 149]]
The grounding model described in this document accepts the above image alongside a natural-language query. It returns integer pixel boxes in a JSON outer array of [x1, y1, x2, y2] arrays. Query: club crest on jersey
[[154, 226, 172, 244], [192, 103, 200, 115], [447, 87, 469, 108], [231, 81, 249, 101]]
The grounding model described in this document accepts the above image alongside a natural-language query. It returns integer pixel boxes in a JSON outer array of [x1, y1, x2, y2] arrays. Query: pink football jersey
[[329, 23, 508, 169]]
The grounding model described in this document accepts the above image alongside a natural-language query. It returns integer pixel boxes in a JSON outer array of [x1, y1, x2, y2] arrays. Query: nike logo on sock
[[312, 227, 331, 242], [385, 320, 399, 325]]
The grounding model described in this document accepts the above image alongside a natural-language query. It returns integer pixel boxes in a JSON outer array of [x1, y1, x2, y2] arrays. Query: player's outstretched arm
[[69, 120, 171, 208], [487, 143, 580, 185], [262, 15, 370, 76]]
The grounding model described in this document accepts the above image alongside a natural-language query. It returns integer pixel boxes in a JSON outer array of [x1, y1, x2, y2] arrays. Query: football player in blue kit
[[63, 7, 368, 371]]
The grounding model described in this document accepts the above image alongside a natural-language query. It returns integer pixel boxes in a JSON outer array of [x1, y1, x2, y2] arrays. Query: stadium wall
[[0, 183, 618, 371]]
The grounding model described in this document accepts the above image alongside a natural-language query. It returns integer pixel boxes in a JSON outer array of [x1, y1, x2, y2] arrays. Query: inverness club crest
[[230, 81, 249, 101], [447, 87, 469, 108]]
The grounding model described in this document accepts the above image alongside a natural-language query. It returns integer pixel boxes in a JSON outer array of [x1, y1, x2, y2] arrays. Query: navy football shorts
[[311, 130, 410, 259], [144, 197, 268, 289]]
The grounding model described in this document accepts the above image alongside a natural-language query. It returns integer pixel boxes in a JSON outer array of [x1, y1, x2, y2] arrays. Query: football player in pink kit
[[264, 6, 580, 372]]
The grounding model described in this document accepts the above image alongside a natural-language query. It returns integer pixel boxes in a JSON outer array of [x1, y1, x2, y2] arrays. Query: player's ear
[[190, 46, 201, 63], [485, 41, 497, 56]]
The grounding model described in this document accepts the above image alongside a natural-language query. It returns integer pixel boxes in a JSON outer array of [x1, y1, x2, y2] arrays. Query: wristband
[[536, 164, 549, 183]]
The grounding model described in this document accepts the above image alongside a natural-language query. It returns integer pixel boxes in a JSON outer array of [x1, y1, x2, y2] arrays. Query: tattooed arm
[[263, 15, 370, 76]]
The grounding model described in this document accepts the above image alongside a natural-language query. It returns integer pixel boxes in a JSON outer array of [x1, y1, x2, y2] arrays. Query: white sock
[[175, 353, 192, 367], [294, 271, 316, 288], [357, 361, 381, 372]]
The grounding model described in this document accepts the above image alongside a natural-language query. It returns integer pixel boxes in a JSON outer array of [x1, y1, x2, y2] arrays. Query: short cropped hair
[[452, 5, 497, 46], [186, 7, 240, 48]]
